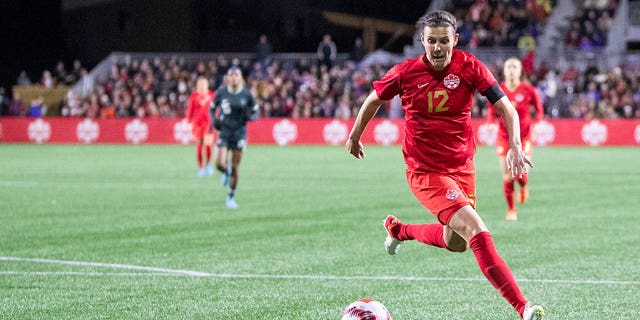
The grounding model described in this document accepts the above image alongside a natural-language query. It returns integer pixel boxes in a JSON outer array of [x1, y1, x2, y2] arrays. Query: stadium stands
[[3, 0, 638, 120]]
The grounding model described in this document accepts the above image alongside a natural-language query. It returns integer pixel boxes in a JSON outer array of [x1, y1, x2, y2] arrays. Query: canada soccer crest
[[443, 74, 460, 89], [445, 189, 459, 200]]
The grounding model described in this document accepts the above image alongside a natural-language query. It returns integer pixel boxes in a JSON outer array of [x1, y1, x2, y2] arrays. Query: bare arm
[[532, 87, 545, 121], [492, 96, 533, 176], [346, 91, 385, 159]]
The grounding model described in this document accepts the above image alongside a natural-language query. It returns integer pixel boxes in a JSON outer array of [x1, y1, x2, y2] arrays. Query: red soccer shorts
[[495, 136, 532, 157], [406, 163, 476, 225], [192, 124, 210, 140]]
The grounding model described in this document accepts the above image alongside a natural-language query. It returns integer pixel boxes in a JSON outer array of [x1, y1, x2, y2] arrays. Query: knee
[[450, 243, 467, 253], [447, 238, 467, 253]]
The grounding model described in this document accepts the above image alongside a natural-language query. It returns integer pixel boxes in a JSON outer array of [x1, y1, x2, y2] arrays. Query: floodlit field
[[1, 144, 639, 319]]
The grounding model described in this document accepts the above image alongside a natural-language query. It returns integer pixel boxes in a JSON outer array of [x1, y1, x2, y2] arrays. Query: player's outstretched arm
[[493, 96, 533, 177], [347, 91, 385, 159]]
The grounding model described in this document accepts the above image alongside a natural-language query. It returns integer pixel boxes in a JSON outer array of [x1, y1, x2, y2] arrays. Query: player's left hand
[[506, 147, 533, 178]]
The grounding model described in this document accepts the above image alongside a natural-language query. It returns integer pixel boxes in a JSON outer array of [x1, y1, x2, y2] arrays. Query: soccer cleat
[[383, 215, 403, 255], [522, 303, 544, 320], [506, 210, 518, 221], [518, 186, 529, 203], [206, 163, 214, 176], [226, 195, 238, 209], [197, 168, 206, 177]]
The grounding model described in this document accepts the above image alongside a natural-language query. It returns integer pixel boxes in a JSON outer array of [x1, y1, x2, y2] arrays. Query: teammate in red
[[186, 77, 215, 176], [487, 58, 544, 221], [346, 11, 544, 320]]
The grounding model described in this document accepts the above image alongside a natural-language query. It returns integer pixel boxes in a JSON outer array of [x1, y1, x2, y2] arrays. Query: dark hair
[[416, 10, 457, 32]]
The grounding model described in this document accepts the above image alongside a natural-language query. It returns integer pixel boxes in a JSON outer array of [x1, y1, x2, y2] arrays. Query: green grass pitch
[[1, 144, 639, 319]]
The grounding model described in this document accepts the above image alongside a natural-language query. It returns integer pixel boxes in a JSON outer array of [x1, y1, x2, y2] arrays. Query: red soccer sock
[[397, 223, 448, 250], [515, 173, 528, 187], [196, 144, 204, 169], [469, 231, 527, 317], [503, 180, 515, 210], [205, 145, 212, 164]]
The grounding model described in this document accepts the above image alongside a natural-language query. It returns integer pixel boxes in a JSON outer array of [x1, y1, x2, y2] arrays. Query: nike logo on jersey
[[417, 82, 429, 88]]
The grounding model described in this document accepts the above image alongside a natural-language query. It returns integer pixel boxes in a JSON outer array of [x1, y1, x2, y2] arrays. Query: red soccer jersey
[[488, 82, 543, 141], [186, 90, 215, 127], [373, 49, 498, 173]]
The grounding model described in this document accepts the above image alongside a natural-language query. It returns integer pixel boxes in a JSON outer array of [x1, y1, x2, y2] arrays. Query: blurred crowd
[[2, 0, 638, 120], [449, 0, 553, 48], [564, 0, 618, 51]]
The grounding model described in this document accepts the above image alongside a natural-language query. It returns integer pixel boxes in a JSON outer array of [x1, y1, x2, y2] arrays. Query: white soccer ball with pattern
[[341, 299, 392, 320]]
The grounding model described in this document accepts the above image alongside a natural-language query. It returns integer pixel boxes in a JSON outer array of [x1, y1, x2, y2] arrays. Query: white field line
[[1, 256, 639, 286], [0, 180, 200, 190], [0, 256, 210, 276]]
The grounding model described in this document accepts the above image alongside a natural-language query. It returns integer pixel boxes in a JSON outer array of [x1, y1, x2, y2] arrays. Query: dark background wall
[[0, 1, 65, 89], [64, 0, 193, 62], [1, 0, 429, 89]]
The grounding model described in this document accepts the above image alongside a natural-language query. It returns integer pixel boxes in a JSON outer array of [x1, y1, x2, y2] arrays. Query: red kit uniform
[[186, 90, 215, 138], [488, 82, 543, 156], [373, 50, 499, 224]]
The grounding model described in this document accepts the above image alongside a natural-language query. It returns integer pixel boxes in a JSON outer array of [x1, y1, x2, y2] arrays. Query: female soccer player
[[186, 77, 215, 176], [346, 11, 544, 320], [487, 57, 544, 221], [210, 66, 258, 209]]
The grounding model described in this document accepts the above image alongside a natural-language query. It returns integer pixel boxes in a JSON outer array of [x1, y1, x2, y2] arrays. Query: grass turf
[[1, 144, 639, 319]]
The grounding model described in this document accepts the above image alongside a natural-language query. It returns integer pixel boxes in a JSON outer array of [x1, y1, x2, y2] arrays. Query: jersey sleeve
[[373, 64, 402, 100], [530, 84, 544, 121], [470, 56, 498, 96]]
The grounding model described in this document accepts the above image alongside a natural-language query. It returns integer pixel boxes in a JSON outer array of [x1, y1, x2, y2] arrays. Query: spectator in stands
[[40, 70, 55, 88], [0, 88, 8, 116], [156, 70, 176, 96], [334, 96, 351, 119], [16, 71, 32, 86], [255, 34, 273, 68], [8, 92, 25, 116], [71, 59, 83, 84], [350, 37, 366, 63], [54, 61, 68, 85], [317, 34, 337, 69], [28, 96, 45, 118]]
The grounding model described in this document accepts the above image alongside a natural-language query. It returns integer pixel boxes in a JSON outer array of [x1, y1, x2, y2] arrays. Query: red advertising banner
[[1, 117, 639, 146]]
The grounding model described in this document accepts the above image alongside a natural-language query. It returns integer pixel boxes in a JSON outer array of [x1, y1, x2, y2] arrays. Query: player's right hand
[[506, 147, 533, 178], [346, 138, 366, 159]]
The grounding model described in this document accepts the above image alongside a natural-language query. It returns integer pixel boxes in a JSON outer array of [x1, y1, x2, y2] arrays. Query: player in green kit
[[210, 66, 259, 209]]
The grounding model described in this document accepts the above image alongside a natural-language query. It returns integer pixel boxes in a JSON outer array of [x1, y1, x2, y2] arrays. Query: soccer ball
[[341, 298, 392, 320]]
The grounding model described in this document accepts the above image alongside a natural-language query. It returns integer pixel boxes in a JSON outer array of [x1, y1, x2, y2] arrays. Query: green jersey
[[210, 86, 258, 132]]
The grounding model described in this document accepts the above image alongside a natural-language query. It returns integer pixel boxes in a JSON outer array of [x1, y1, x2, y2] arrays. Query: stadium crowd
[[448, 0, 553, 48], [2, 0, 637, 120], [564, 0, 618, 50]]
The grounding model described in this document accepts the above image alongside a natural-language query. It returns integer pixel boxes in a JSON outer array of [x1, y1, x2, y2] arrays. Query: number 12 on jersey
[[427, 90, 449, 113]]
